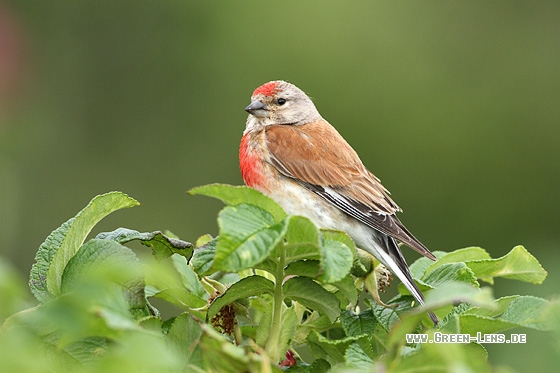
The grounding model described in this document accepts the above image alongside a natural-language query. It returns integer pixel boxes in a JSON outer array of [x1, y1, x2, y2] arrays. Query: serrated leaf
[[166, 313, 204, 369], [35, 192, 139, 300], [283, 277, 340, 323], [283, 226, 356, 295], [341, 309, 378, 337], [60, 238, 146, 311], [61, 337, 108, 367], [500, 296, 550, 330], [423, 282, 495, 310], [457, 315, 519, 336], [345, 341, 375, 368], [425, 247, 491, 276], [466, 245, 547, 284], [306, 359, 331, 372], [96, 228, 193, 262], [207, 276, 274, 320], [462, 295, 519, 318], [169, 254, 206, 299], [191, 237, 217, 276], [307, 330, 365, 365], [408, 251, 447, 280], [199, 324, 279, 372], [332, 275, 358, 307], [215, 204, 287, 272], [367, 299, 401, 333], [189, 184, 286, 223], [253, 258, 278, 275], [399, 262, 480, 296], [145, 254, 207, 315], [255, 301, 274, 347], [283, 216, 321, 262], [392, 338, 491, 373], [286, 215, 320, 244], [256, 302, 297, 359], [195, 234, 213, 248], [320, 229, 356, 253], [94, 331, 183, 371], [36, 265, 145, 347], [29, 218, 74, 303], [319, 230, 355, 283], [422, 262, 480, 288], [284, 260, 321, 278]]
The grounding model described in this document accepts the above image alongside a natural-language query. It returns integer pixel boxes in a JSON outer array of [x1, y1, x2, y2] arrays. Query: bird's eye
[[277, 98, 287, 105]]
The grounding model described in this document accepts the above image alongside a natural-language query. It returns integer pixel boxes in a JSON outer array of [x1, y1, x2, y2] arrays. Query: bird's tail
[[369, 234, 439, 326]]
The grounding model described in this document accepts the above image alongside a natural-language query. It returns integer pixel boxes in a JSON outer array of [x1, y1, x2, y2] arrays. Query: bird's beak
[[245, 100, 268, 118]]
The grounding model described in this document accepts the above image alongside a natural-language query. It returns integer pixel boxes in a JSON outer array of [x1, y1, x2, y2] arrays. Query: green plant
[[0, 186, 556, 372]]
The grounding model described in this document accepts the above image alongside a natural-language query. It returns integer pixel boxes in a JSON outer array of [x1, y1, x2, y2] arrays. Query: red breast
[[239, 132, 268, 190]]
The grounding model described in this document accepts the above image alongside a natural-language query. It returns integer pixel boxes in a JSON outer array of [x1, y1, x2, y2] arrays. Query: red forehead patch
[[252, 81, 279, 97]]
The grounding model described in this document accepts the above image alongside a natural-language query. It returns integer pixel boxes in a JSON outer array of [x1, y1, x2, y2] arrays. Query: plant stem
[[265, 243, 286, 362]]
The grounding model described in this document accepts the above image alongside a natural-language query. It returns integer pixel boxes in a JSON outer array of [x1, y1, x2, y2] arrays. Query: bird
[[239, 80, 438, 325]]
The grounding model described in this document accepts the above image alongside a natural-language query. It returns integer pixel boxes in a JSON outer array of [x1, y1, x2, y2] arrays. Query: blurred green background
[[1, 0, 559, 370]]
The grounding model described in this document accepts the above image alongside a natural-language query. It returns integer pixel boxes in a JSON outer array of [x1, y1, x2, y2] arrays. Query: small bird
[[240, 80, 438, 325]]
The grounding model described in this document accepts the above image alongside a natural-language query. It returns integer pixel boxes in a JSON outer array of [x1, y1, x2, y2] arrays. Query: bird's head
[[244, 80, 321, 132]]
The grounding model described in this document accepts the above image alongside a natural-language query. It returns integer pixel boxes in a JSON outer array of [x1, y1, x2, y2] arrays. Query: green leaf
[[61, 337, 109, 368], [215, 204, 287, 272], [423, 282, 495, 310], [145, 254, 207, 315], [318, 230, 355, 283], [306, 330, 365, 365], [392, 338, 492, 373], [191, 237, 217, 276], [286, 215, 320, 244], [341, 309, 378, 337], [331, 275, 359, 307], [169, 254, 206, 299], [31, 192, 139, 301], [285, 260, 321, 278], [60, 239, 146, 311], [422, 262, 480, 288], [425, 247, 492, 275], [408, 250, 447, 280], [367, 299, 401, 333], [345, 341, 375, 368], [461, 295, 518, 318], [29, 218, 74, 303], [283, 277, 340, 323], [255, 301, 274, 347], [96, 228, 193, 262], [166, 313, 204, 369], [283, 226, 356, 283], [93, 330, 184, 372], [199, 324, 279, 372], [189, 184, 286, 223], [305, 359, 331, 372], [283, 215, 321, 262], [320, 229, 356, 253], [399, 262, 480, 296], [33, 268, 144, 347], [458, 295, 551, 334], [207, 276, 274, 320], [466, 245, 547, 284], [255, 302, 298, 358]]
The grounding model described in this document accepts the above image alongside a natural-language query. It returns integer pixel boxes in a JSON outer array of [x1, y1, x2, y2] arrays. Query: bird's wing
[[264, 121, 435, 260]]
